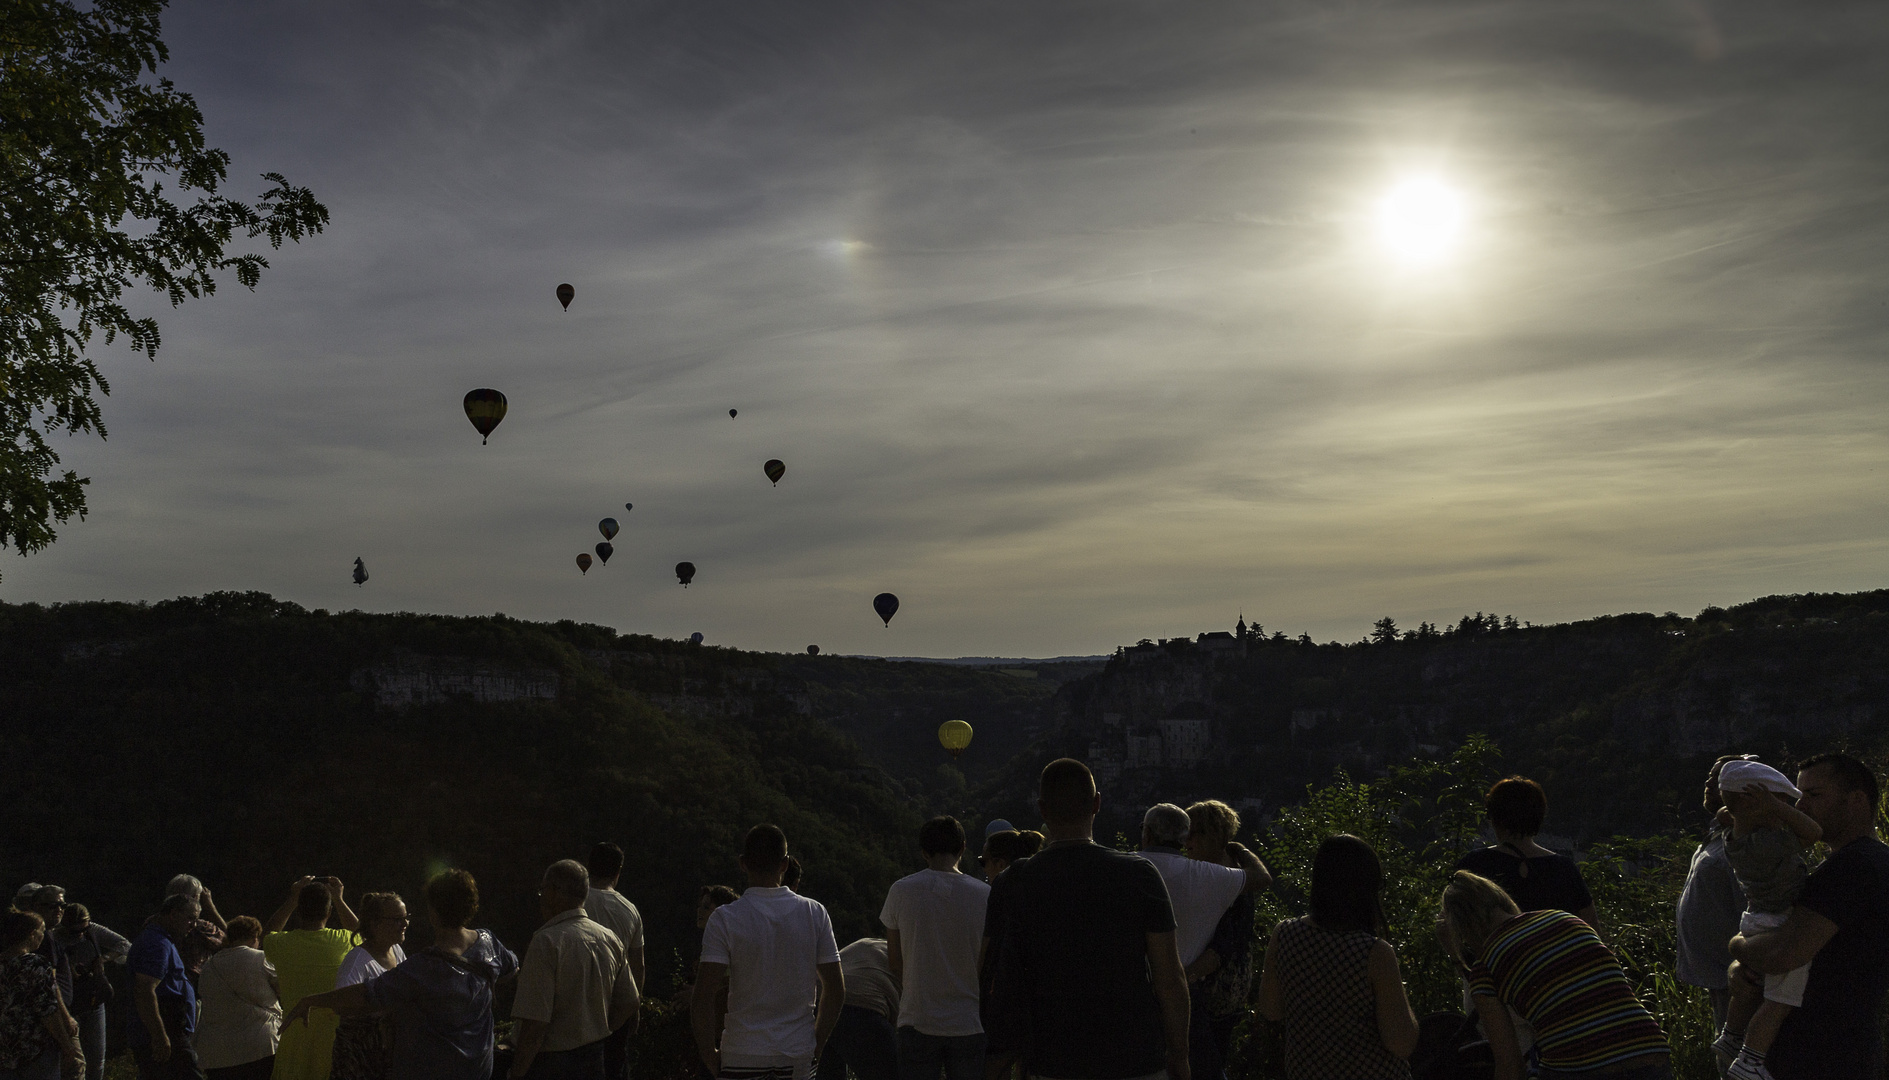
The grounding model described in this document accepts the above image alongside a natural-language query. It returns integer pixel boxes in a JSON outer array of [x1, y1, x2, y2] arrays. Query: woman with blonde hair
[[329, 893, 407, 1080], [1183, 800, 1256, 1080], [1439, 871, 1669, 1080]]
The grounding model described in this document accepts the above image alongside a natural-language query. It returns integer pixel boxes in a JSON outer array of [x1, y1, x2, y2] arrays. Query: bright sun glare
[[1375, 176, 1467, 264]]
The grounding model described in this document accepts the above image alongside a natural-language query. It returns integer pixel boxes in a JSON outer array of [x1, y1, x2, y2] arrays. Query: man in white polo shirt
[[880, 816, 990, 1080], [1136, 803, 1269, 971], [693, 825, 845, 1080]]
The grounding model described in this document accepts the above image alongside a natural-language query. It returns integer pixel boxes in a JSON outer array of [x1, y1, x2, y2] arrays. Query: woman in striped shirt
[[1439, 871, 1670, 1080]]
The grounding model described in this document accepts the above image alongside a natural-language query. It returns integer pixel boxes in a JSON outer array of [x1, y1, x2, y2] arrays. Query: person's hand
[[1165, 1048, 1191, 1080], [149, 1032, 172, 1063], [64, 1013, 78, 1038], [291, 875, 315, 895], [703, 1049, 721, 1078], [324, 876, 344, 895], [286, 1000, 312, 1026]]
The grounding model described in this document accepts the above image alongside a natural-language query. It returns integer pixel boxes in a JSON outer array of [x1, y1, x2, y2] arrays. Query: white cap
[[984, 819, 1014, 837], [1720, 759, 1801, 799]]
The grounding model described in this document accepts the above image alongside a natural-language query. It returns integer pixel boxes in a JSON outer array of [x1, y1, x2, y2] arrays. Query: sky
[[7, 0, 1889, 657]]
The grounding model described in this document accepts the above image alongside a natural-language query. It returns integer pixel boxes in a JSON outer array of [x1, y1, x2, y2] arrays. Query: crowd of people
[[1, 751, 1885, 1080]]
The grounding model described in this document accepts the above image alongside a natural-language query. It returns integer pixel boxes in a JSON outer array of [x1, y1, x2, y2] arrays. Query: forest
[[5, 588, 1889, 1080]]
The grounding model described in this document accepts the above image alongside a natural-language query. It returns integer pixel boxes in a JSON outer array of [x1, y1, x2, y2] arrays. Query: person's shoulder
[[1455, 847, 1511, 871]]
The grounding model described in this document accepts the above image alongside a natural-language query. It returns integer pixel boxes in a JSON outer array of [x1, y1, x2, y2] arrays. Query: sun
[[1375, 176, 1467, 264]]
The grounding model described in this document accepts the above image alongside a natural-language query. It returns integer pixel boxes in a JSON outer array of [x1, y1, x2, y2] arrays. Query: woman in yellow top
[[262, 877, 360, 1080]]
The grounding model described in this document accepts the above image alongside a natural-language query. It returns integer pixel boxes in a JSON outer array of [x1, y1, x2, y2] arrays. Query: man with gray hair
[[156, 875, 225, 977], [1137, 803, 1269, 972], [509, 859, 640, 1079], [129, 893, 204, 1079]]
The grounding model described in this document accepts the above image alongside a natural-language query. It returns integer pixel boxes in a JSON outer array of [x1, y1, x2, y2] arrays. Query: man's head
[[27, 885, 65, 925], [296, 881, 333, 927], [540, 860, 590, 917], [166, 874, 205, 903], [157, 893, 200, 939], [919, 816, 966, 860], [1141, 803, 1191, 849], [739, 825, 790, 884], [1797, 753, 1881, 846], [1038, 758, 1099, 829], [587, 842, 626, 888]]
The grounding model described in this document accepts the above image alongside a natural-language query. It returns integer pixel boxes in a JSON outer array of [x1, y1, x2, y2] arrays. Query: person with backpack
[[55, 903, 128, 1080]]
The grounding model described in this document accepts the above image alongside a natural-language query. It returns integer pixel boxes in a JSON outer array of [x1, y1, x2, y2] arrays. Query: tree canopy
[[0, 0, 327, 566]]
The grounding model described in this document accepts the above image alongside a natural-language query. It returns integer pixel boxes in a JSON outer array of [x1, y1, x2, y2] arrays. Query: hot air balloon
[[352, 558, 368, 587], [690, 632, 704, 644], [729, 408, 738, 418], [556, 283, 574, 310], [624, 503, 633, 513], [939, 720, 973, 758], [463, 389, 507, 444], [807, 644, 819, 656], [576, 553, 593, 574], [595, 542, 614, 565], [675, 561, 696, 586], [873, 592, 899, 626], [599, 518, 619, 541], [763, 459, 785, 486]]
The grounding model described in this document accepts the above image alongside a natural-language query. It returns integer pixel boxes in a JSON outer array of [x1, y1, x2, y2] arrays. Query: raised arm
[[1772, 799, 1824, 847], [1146, 931, 1192, 1080], [1228, 843, 1272, 894], [266, 877, 316, 933], [325, 878, 360, 932], [198, 886, 228, 931]]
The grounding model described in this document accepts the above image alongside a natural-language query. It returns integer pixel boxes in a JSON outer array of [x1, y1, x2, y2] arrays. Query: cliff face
[[1021, 593, 1889, 841]]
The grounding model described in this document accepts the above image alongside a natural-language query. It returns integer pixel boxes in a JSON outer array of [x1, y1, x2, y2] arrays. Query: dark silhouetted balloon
[[729, 408, 738, 418], [599, 518, 619, 541], [464, 389, 508, 444], [807, 644, 819, 656], [352, 557, 368, 587], [576, 553, 593, 574], [690, 632, 704, 644], [675, 561, 696, 586], [873, 592, 900, 626], [764, 459, 785, 486], [624, 503, 633, 513], [595, 542, 613, 565], [557, 283, 574, 310]]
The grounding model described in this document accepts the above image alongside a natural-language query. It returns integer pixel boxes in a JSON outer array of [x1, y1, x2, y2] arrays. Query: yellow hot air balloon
[[938, 720, 973, 758]]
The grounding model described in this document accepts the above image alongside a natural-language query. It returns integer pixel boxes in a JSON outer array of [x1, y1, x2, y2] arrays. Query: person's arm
[[266, 876, 316, 933], [1771, 799, 1824, 847], [1472, 993, 1524, 1080], [198, 886, 228, 931], [40, 1005, 83, 1063], [509, 1019, 550, 1079], [1147, 930, 1191, 1080], [1255, 923, 1283, 1021], [692, 961, 730, 1077], [1731, 905, 1839, 975], [134, 973, 171, 1062], [95, 925, 132, 964], [609, 950, 642, 1034], [1368, 940, 1420, 1059], [629, 943, 646, 997], [284, 982, 370, 1024], [326, 877, 360, 932], [1185, 946, 1221, 983], [885, 929, 903, 985], [814, 961, 845, 1052], [1227, 843, 1271, 894]]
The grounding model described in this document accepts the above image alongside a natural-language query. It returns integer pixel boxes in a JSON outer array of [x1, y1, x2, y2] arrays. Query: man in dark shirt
[[1732, 752, 1889, 1080], [984, 759, 1191, 1080]]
